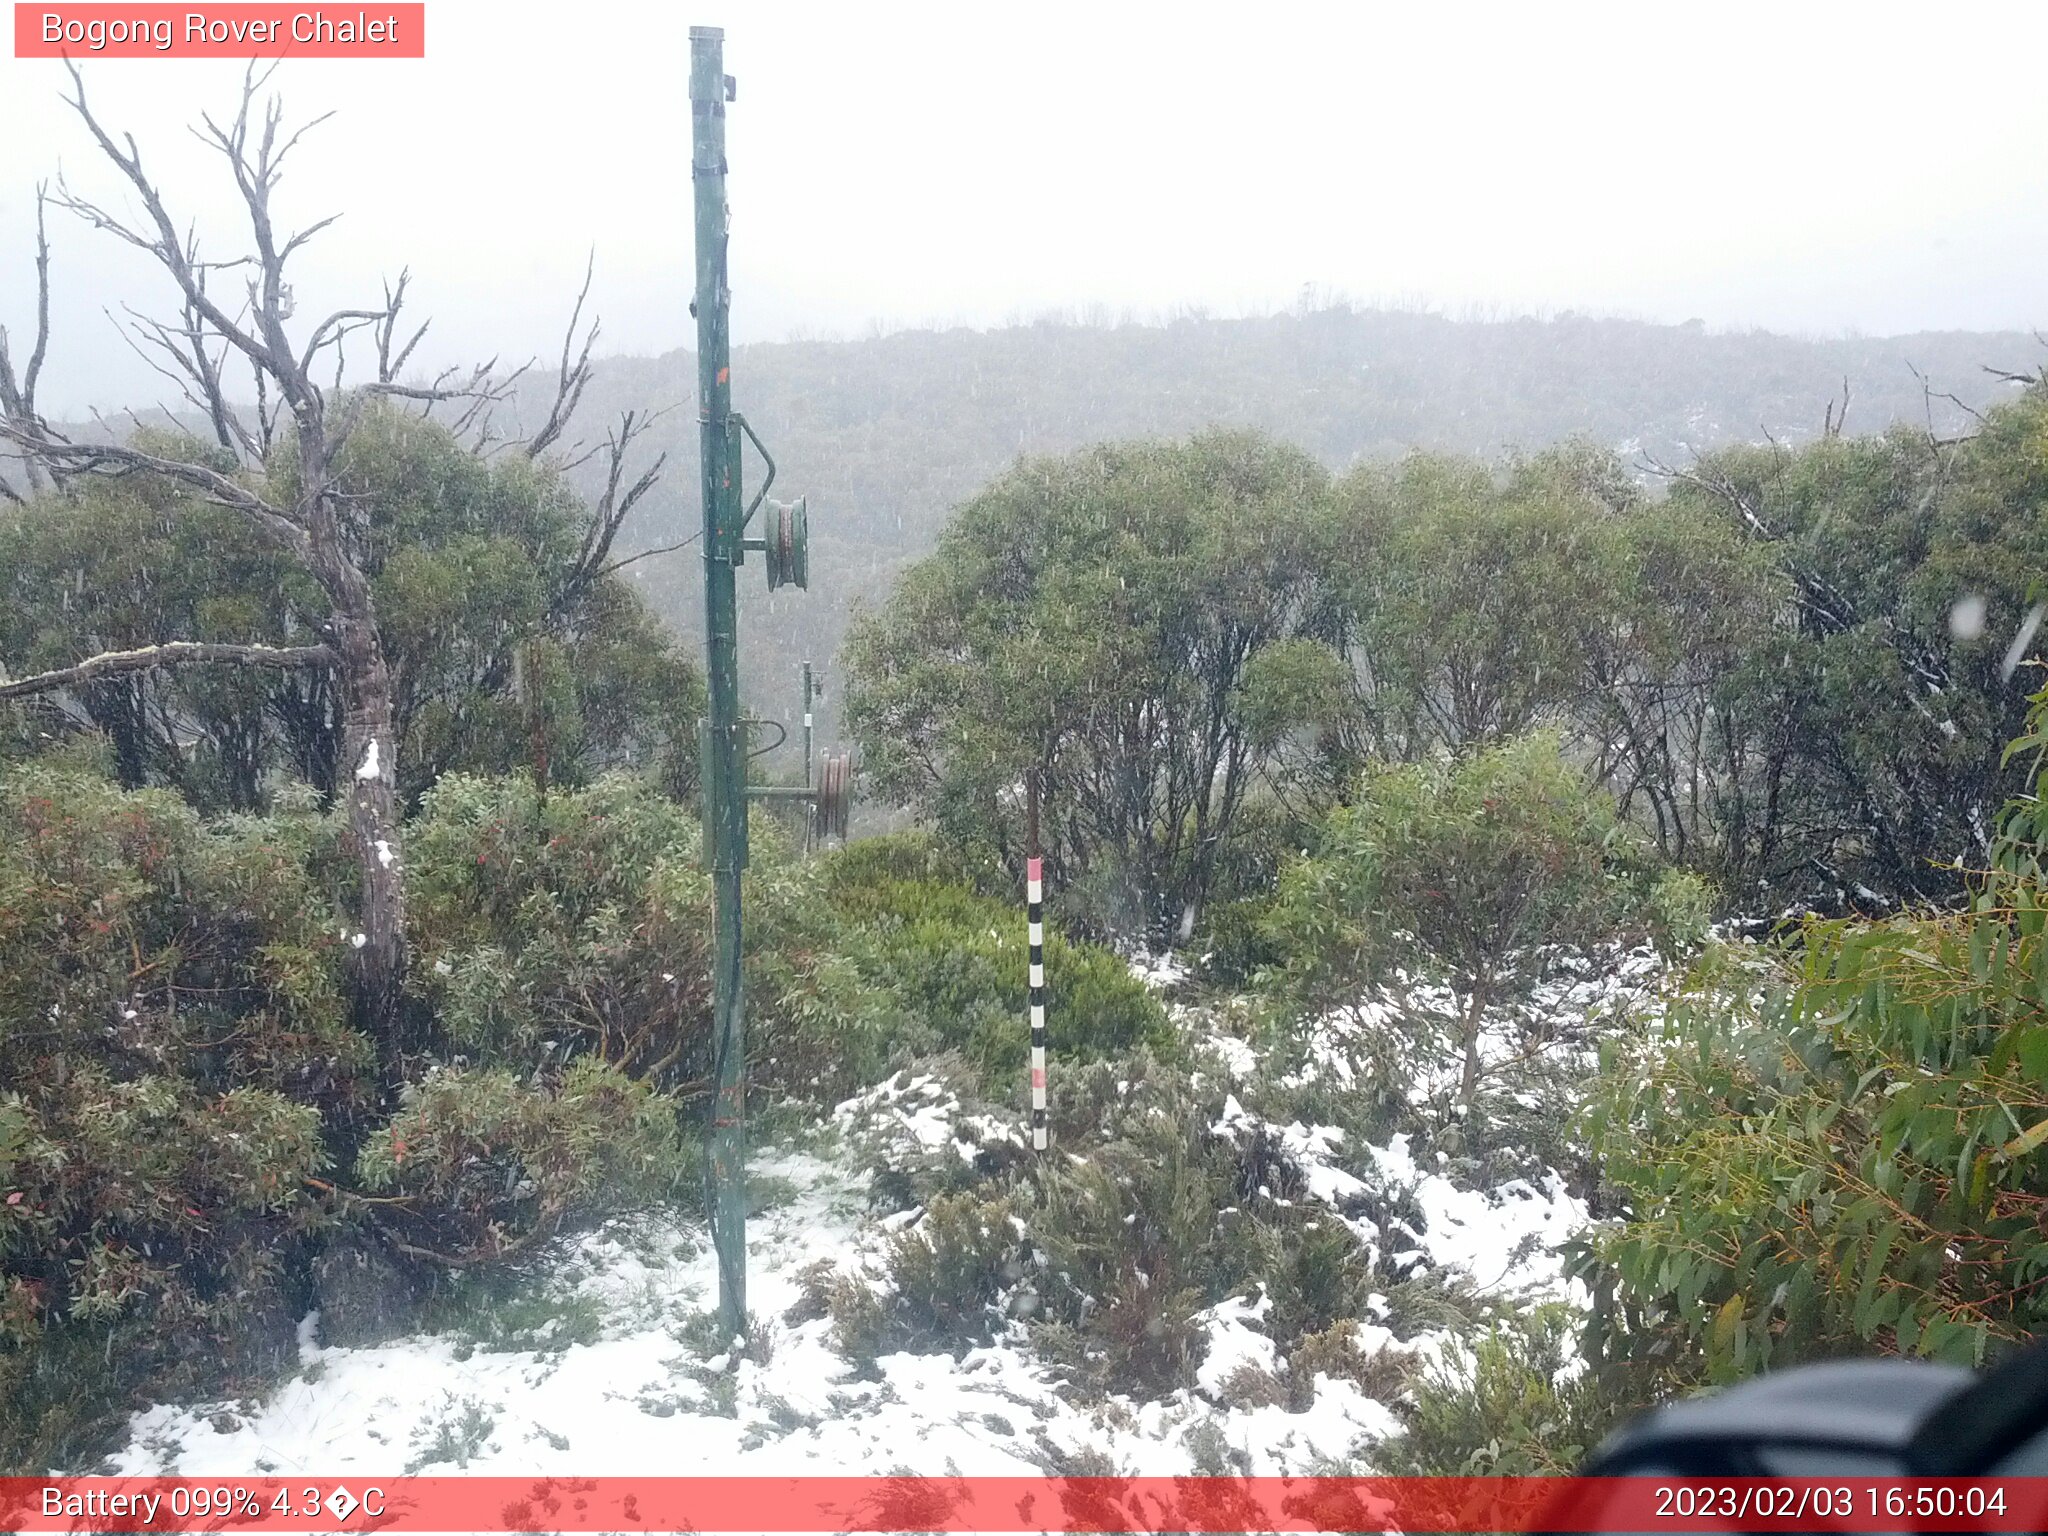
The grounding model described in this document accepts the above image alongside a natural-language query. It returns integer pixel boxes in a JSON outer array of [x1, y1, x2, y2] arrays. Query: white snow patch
[[1198, 1031, 1257, 1081], [834, 1074, 1020, 1169], [1194, 1287, 1277, 1395], [1128, 949, 1191, 991], [1366, 1132, 1589, 1301], [99, 945, 1667, 1482], [107, 1151, 1400, 1480]]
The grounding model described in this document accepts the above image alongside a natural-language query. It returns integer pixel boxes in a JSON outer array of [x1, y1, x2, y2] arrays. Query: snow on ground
[[1127, 949, 1193, 992], [1283, 942, 1664, 1108], [107, 951, 1629, 1481], [832, 1073, 1022, 1170], [111, 1136, 1401, 1481], [1365, 1134, 1588, 1304], [1207, 1094, 1587, 1307]]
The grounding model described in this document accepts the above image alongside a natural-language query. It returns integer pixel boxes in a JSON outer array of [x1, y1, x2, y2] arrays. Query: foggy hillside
[[534, 305, 2036, 742]]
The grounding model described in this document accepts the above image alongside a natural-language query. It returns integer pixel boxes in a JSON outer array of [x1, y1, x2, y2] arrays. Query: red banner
[[1, 1476, 2046, 1532], [13, 4, 424, 58]]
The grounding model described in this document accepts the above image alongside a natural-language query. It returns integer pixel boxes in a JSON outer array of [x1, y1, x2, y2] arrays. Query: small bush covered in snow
[[1259, 731, 1695, 1108], [1370, 1302, 1615, 1477], [835, 1046, 1467, 1407]]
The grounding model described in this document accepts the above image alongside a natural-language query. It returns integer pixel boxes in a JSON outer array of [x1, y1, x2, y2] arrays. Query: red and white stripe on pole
[[1026, 769, 1048, 1151], [1027, 854, 1047, 1151]]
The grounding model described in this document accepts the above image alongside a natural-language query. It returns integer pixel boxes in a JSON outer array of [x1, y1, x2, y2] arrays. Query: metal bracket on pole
[[742, 664, 853, 840], [742, 496, 808, 590], [734, 413, 777, 533]]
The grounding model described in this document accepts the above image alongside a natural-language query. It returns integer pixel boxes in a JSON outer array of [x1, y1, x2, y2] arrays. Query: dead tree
[[0, 186, 53, 504], [514, 254, 673, 614], [0, 65, 554, 1072]]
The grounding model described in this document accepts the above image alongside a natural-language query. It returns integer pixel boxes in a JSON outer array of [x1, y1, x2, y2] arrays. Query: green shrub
[[1027, 1113, 1228, 1396], [354, 1060, 685, 1265], [824, 829, 1013, 902], [0, 766, 896, 1469], [822, 850, 1176, 1092], [878, 1191, 1025, 1351], [838, 1049, 1411, 1402], [1372, 1304, 1615, 1477], [0, 766, 359, 1470], [1286, 1319, 1414, 1411], [1191, 795, 1315, 986], [1195, 894, 1288, 989], [1261, 732, 1671, 1108], [409, 772, 893, 1102], [1578, 688, 2048, 1385]]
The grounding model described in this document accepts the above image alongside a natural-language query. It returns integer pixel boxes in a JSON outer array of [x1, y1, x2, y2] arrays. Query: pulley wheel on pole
[[764, 497, 809, 592], [815, 749, 853, 841]]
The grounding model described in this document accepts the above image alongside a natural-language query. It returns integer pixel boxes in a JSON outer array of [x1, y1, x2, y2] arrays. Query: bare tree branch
[[1909, 360, 1986, 443], [0, 640, 333, 702], [0, 416, 313, 560], [595, 529, 702, 580], [551, 405, 672, 612], [375, 270, 428, 384], [523, 250, 597, 462], [53, 61, 302, 405], [0, 184, 56, 494], [108, 299, 251, 457], [1822, 375, 1849, 440], [1984, 345, 2048, 390]]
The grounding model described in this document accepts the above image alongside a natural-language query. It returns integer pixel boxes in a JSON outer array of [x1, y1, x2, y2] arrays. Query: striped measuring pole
[[1027, 770, 1048, 1151]]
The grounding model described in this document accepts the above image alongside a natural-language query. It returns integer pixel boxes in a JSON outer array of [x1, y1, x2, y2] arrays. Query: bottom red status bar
[[4, 1476, 2047, 1533]]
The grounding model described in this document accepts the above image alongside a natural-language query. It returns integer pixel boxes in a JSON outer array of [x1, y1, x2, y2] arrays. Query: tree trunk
[[332, 601, 407, 1081], [1458, 980, 1489, 1109]]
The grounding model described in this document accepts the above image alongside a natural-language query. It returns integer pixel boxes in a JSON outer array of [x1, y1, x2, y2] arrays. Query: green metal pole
[[691, 24, 748, 1342]]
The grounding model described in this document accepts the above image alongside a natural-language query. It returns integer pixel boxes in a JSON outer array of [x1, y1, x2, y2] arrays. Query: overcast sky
[[3, 0, 2045, 414]]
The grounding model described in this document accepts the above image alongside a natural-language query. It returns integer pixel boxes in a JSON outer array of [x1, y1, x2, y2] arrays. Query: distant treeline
[[841, 383, 2048, 936], [530, 305, 2038, 746]]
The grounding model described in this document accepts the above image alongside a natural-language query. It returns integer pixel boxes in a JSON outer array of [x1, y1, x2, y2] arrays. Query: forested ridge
[[532, 308, 2036, 738]]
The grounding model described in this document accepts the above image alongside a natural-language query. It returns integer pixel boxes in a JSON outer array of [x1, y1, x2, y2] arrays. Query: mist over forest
[[534, 306, 2034, 737]]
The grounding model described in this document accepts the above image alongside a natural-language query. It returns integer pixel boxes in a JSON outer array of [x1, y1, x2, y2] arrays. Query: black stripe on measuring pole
[[1028, 854, 1047, 1151]]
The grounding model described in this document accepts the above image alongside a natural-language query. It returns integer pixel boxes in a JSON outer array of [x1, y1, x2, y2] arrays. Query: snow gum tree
[[1264, 731, 1680, 1107], [0, 68, 667, 1070], [843, 429, 1347, 944]]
